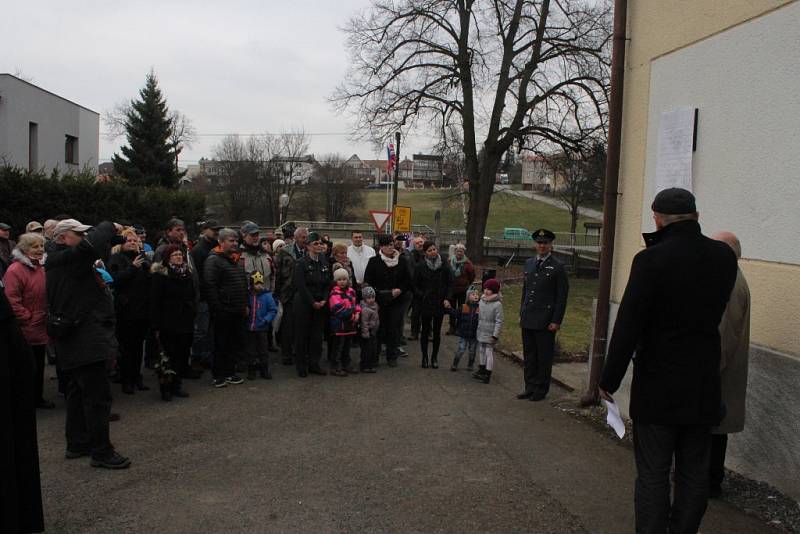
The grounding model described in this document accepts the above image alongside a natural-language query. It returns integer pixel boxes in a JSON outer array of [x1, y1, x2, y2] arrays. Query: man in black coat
[[292, 232, 332, 377], [203, 228, 248, 388], [599, 188, 737, 534], [517, 229, 569, 401], [46, 219, 131, 469], [0, 284, 44, 533]]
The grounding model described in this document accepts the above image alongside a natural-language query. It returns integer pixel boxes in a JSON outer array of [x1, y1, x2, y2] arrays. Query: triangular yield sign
[[369, 210, 393, 232]]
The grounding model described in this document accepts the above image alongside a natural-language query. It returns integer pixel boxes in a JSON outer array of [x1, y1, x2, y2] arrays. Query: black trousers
[[244, 330, 270, 367], [116, 319, 149, 387], [521, 328, 555, 396], [709, 433, 728, 491], [420, 311, 445, 359], [64, 360, 113, 458], [294, 304, 326, 374], [211, 315, 243, 379], [329, 336, 353, 370], [360, 335, 378, 370], [378, 301, 404, 361], [159, 331, 192, 391], [409, 297, 421, 337], [633, 423, 711, 534], [30, 344, 46, 403], [448, 290, 467, 331], [279, 300, 295, 363]]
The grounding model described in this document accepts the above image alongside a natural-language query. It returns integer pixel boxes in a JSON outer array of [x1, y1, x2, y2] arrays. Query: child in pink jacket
[[328, 268, 361, 376]]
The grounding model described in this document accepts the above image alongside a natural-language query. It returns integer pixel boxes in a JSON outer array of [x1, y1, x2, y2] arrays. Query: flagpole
[[391, 131, 401, 235]]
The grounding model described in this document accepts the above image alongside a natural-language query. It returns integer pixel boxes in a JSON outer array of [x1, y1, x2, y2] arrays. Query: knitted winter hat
[[362, 286, 376, 300], [333, 268, 350, 282], [483, 278, 501, 293]]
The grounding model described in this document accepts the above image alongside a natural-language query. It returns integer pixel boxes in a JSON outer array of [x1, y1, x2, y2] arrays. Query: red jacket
[[3, 249, 48, 345]]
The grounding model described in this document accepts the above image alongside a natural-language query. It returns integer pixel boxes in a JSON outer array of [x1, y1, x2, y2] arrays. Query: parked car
[[449, 229, 491, 241], [503, 227, 532, 240]]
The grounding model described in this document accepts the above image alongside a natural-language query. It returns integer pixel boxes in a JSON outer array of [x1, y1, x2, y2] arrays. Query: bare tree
[[334, 0, 611, 261], [296, 154, 365, 222], [213, 135, 272, 223], [168, 111, 198, 171], [273, 128, 311, 224]]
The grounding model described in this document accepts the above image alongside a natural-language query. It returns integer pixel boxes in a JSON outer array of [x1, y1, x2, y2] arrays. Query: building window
[[29, 122, 38, 171], [65, 135, 78, 165]]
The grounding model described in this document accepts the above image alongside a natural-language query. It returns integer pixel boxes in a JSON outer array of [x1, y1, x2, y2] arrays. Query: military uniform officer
[[517, 229, 569, 401]]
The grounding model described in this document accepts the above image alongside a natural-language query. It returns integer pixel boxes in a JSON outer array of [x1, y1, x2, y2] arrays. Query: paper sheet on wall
[[603, 399, 626, 439], [655, 108, 695, 192]]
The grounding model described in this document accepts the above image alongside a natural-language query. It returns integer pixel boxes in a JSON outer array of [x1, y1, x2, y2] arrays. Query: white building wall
[[0, 74, 99, 174]]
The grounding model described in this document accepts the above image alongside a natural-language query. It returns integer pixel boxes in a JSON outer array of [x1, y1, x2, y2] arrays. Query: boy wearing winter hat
[[328, 268, 361, 376], [473, 278, 504, 384], [359, 286, 380, 373], [245, 271, 278, 380], [447, 287, 480, 371]]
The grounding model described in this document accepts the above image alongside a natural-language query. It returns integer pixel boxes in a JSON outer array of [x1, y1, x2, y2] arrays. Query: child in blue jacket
[[447, 287, 480, 371], [245, 270, 278, 380]]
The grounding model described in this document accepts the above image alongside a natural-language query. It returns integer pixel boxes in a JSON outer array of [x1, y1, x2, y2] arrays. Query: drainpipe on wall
[[580, 0, 629, 406]]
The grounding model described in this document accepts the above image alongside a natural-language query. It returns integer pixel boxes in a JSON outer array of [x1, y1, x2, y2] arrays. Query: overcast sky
[[1, 0, 430, 166]]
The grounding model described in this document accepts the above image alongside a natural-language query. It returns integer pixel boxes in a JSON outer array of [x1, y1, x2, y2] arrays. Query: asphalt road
[[35, 334, 778, 533]]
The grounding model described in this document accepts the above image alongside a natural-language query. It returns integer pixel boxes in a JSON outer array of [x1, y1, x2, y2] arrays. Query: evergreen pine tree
[[112, 70, 184, 188]]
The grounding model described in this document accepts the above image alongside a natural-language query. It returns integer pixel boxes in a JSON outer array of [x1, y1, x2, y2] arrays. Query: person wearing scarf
[[447, 244, 475, 335], [363, 233, 413, 367], [150, 244, 196, 401], [413, 241, 453, 368]]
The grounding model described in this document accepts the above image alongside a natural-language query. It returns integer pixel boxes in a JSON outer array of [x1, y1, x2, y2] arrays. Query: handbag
[[47, 312, 79, 340]]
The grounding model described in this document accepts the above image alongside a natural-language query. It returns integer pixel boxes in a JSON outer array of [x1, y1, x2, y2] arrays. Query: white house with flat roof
[[0, 74, 99, 174]]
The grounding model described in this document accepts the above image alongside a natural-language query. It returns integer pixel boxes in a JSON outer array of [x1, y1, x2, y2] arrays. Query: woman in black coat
[[413, 241, 453, 369], [363, 234, 413, 367], [107, 229, 151, 394], [150, 244, 197, 401]]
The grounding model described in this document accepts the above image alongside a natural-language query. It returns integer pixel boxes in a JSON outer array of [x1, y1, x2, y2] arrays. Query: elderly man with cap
[[599, 188, 737, 533], [239, 221, 272, 284], [0, 222, 16, 278], [274, 224, 305, 366], [292, 231, 332, 377], [517, 228, 569, 402], [46, 219, 131, 469]]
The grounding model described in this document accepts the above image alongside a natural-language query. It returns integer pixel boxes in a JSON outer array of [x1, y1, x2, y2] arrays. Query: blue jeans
[[452, 337, 477, 368], [192, 301, 213, 367]]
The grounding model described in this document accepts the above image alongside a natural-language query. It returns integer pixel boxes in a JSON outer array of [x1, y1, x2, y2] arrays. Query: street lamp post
[[391, 131, 401, 234]]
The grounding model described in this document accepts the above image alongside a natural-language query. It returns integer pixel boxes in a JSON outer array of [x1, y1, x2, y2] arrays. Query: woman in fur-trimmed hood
[[150, 244, 197, 401]]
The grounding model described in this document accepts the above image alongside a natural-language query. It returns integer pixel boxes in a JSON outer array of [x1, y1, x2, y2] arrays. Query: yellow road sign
[[393, 205, 412, 233]]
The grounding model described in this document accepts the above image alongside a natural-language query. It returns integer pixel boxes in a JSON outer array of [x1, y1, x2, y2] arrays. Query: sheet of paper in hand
[[603, 399, 626, 439]]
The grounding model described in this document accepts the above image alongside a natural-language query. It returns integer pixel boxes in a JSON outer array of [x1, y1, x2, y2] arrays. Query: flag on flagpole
[[386, 143, 396, 174]]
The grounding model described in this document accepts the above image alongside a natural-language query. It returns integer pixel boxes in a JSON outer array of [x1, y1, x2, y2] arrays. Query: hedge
[[0, 165, 206, 239]]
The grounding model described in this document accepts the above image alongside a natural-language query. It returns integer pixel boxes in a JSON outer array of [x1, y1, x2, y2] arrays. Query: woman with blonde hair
[[3, 232, 54, 408], [107, 229, 152, 394]]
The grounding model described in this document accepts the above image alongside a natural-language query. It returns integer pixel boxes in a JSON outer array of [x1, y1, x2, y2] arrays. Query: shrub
[[0, 165, 205, 239]]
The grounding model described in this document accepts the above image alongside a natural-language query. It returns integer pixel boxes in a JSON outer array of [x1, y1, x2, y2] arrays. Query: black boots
[[421, 355, 429, 368], [431, 355, 439, 369], [472, 365, 487, 380], [259, 362, 272, 379], [480, 370, 492, 384], [247, 363, 258, 380]]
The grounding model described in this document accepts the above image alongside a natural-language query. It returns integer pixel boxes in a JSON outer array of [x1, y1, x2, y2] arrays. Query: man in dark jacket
[[364, 234, 413, 367], [274, 225, 305, 365], [189, 220, 223, 372], [0, 222, 16, 278], [203, 228, 248, 388], [599, 188, 737, 534], [46, 219, 131, 469], [0, 283, 44, 533], [518, 229, 569, 401]]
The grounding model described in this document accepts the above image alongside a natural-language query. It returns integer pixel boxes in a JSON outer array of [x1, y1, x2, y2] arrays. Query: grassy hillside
[[363, 189, 599, 235]]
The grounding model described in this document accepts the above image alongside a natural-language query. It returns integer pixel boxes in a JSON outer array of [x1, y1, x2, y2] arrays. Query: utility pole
[[392, 131, 401, 228]]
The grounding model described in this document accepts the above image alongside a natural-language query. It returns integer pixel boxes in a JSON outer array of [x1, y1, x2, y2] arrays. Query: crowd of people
[[4, 215, 568, 476], [2, 186, 750, 533]]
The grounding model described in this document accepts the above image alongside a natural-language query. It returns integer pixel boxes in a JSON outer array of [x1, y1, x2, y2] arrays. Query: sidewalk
[[495, 185, 604, 219]]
